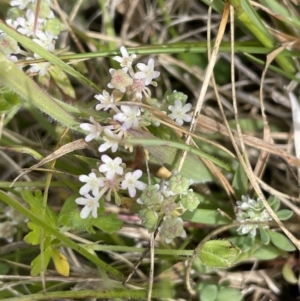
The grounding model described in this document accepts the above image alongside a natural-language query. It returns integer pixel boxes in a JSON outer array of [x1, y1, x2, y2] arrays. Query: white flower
[[113, 105, 140, 129], [134, 58, 160, 85], [95, 90, 116, 111], [26, 59, 51, 76], [237, 196, 264, 211], [121, 170, 146, 197], [75, 193, 100, 219], [98, 129, 123, 153], [99, 155, 124, 180], [108, 68, 133, 93], [16, 9, 39, 36], [80, 116, 102, 142], [168, 99, 192, 126], [79, 172, 104, 196], [10, 0, 33, 10], [32, 30, 55, 52], [6, 18, 19, 29], [113, 46, 136, 68]]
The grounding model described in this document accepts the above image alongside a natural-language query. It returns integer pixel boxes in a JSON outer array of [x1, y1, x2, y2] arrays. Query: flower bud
[[138, 208, 158, 233], [166, 90, 188, 105]]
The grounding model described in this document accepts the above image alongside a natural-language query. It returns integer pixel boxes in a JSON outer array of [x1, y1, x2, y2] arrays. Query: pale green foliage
[[199, 240, 241, 268]]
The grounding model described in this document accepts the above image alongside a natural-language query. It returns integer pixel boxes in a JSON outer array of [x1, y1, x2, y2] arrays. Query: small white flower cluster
[[236, 195, 273, 237], [0, 0, 63, 75], [77, 47, 195, 238], [75, 155, 146, 219]]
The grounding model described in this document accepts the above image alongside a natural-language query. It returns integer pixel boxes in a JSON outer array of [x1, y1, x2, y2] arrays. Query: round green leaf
[[92, 213, 123, 234], [199, 284, 218, 301], [216, 287, 243, 301]]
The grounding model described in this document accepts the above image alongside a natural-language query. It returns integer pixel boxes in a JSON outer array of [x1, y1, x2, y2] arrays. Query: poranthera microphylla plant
[[76, 46, 199, 243], [76, 47, 292, 244], [0, 0, 294, 253]]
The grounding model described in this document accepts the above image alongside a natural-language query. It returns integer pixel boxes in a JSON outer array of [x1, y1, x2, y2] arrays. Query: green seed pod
[[199, 240, 241, 268], [137, 184, 163, 207], [169, 174, 190, 195], [159, 217, 186, 243], [139, 208, 158, 233], [180, 190, 200, 211]]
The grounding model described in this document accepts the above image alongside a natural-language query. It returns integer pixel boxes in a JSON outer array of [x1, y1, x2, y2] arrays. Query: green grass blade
[[230, 0, 295, 74], [0, 52, 77, 129]]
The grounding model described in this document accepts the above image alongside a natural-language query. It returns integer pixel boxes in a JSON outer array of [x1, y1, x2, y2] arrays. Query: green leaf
[[21, 190, 57, 228], [267, 195, 280, 212], [0, 88, 21, 113], [58, 196, 78, 227], [0, 262, 10, 275], [182, 209, 230, 225], [259, 226, 270, 245], [92, 214, 123, 234], [243, 235, 255, 251], [0, 190, 125, 280], [49, 67, 76, 99], [31, 247, 53, 276], [24, 222, 41, 245], [268, 230, 296, 252], [216, 287, 243, 301], [230, 0, 295, 74], [0, 52, 78, 129], [232, 163, 248, 198], [127, 132, 232, 183], [276, 209, 293, 221], [282, 260, 298, 284], [199, 284, 218, 301], [253, 245, 282, 260]]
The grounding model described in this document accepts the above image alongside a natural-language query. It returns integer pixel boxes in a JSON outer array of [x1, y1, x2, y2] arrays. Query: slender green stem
[[2, 288, 175, 301], [83, 244, 193, 257]]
